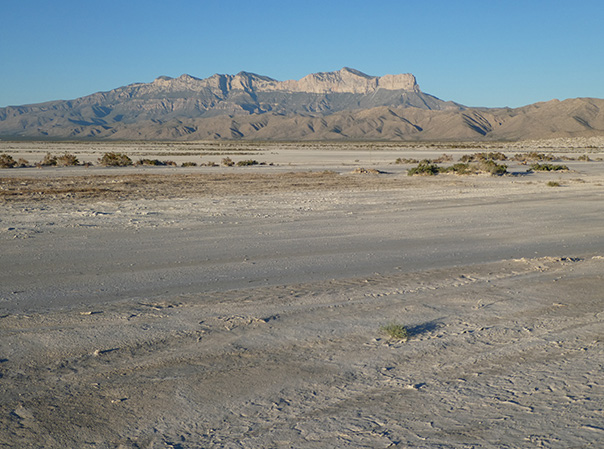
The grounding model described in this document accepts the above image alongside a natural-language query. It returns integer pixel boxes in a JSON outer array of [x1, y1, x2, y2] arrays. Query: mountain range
[[1, 67, 603, 141]]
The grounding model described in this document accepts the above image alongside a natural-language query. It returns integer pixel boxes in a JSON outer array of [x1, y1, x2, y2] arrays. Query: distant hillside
[[1, 68, 603, 141]]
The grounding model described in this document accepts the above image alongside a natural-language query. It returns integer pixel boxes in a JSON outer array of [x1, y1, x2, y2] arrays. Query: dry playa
[[1, 141, 604, 448]]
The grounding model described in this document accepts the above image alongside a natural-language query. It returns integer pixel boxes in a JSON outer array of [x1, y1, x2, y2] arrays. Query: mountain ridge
[[1, 68, 603, 141]]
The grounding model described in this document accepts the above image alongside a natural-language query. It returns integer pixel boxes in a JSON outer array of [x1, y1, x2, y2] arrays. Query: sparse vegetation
[[513, 152, 557, 163], [530, 163, 569, 171], [547, 181, 561, 187], [396, 154, 452, 165], [408, 158, 507, 176], [181, 161, 198, 167], [460, 152, 507, 162], [577, 154, 591, 161], [98, 152, 133, 166], [380, 323, 409, 341]]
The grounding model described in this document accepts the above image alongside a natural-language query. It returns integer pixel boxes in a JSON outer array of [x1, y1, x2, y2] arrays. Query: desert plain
[[1, 139, 603, 448]]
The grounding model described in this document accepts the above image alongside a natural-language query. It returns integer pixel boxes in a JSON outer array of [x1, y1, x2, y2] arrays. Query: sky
[[1, 0, 603, 108]]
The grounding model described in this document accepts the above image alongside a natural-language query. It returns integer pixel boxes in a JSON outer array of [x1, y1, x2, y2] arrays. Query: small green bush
[[380, 323, 409, 341], [407, 160, 440, 176], [530, 163, 568, 171], [221, 157, 234, 167], [547, 181, 561, 187], [98, 152, 132, 166], [443, 162, 473, 175], [56, 153, 79, 166], [577, 154, 591, 161], [181, 161, 198, 167], [236, 159, 259, 166]]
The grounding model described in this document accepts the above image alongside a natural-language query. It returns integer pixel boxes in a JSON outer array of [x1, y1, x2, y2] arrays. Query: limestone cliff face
[[146, 68, 419, 96], [277, 67, 418, 94]]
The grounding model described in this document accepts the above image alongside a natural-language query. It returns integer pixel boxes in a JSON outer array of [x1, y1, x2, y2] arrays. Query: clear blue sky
[[1, 0, 603, 108]]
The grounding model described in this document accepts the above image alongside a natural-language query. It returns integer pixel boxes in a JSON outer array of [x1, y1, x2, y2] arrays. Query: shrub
[[380, 323, 409, 341], [236, 159, 259, 166], [41, 152, 57, 166], [478, 160, 508, 175], [578, 154, 591, 161], [56, 153, 79, 166], [98, 152, 132, 166], [443, 162, 473, 175], [221, 157, 234, 167], [136, 158, 165, 166], [181, 161, 198, 167], [395, 157, 419, 164], [0, 153, 17, 168], [513, 152, 556, 162], [547, 181, 561, 187], [530, 163, 568, 171], [407, 160, 440, 176], [460, 152, 507, 162]]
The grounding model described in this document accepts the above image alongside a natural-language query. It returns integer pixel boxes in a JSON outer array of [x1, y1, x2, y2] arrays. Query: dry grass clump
[[547, 181, 562, 187], [40, 152, 58, 166], [181, 161, 198, 167], [221, 157, 235, 167], [98, 152, 133, 166], [55, 153, 79, 167]]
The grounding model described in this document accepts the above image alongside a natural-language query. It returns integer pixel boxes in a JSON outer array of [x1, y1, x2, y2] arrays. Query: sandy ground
[[1, 141, 604, 448]]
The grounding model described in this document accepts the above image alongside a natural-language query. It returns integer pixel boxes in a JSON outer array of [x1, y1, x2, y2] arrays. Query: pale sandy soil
[[1, 141, 604, 448]]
